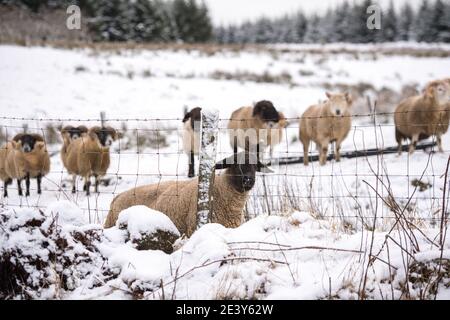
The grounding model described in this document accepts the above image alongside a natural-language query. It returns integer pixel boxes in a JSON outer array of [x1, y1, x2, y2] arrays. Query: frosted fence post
[[197, 109, 219, 230]]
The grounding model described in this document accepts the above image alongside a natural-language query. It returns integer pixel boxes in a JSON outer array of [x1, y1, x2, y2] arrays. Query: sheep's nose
[[242, 176, 254, 188], [336, 109, 341, 116], [23, 145, 31, 153]]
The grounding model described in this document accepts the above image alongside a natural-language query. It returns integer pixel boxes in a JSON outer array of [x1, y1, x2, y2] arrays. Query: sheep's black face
[[253, 100, 280, 126], [16, 134, 38, 153], [183, 107, 202, 131], [65, 126, 87, 140], [215, 152, 273, 193], [95, 128, 116, 147], [226, 164, 257, 193]]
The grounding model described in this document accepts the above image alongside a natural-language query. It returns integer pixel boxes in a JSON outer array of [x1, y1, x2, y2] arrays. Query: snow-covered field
[[0, 43, 449, 299]]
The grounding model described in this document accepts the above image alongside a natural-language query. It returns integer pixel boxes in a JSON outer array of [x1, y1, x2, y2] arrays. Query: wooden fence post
[[197, 109, 219, 230]]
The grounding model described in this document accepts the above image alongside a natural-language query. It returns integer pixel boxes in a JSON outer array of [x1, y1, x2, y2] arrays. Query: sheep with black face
[[182, 107, 202, 177], [60, 125, 88, 170], [3, 133, 50, 196], [64, 126, 118, 195], [228, 100, 287, 159], [104, 151, 271, 237]]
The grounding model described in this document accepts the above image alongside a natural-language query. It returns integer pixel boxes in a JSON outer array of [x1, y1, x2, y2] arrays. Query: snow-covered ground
[[0, 43, 449, 299]]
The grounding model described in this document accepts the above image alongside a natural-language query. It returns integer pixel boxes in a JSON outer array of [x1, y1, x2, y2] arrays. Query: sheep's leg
[[409, 134, 419, 154], [17, 179, 23, 196], [94, 175, 99, 193], [3, 179, 11, 197], [25, 174, 30, 197], [85, 176, 91, 196], [188, 151, 195, 178], [395, 128, 403, 155], [335, 141, 342, 162], [437, 134, 443, 153], [233, 136, 238, 154], [71, 175, 77, 194], [302, 139, 310, 166], [320, 143, 328, 166], [36, 174, 42, 194]]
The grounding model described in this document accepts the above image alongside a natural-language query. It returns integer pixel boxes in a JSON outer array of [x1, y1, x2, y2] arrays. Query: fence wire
[[0, 110, 449, 231]]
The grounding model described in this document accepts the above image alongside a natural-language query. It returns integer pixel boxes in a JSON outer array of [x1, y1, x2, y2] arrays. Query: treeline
[[1, 0, 449, 43], [0, 0, 213, 42], [216, 0, 450, 44]]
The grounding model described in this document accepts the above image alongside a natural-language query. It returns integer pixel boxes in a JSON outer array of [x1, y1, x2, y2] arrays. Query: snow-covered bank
[[1, 205, 449, 300]]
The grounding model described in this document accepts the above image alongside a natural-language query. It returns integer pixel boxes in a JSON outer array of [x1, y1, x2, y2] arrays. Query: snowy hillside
[[0, 43, 449, 300]]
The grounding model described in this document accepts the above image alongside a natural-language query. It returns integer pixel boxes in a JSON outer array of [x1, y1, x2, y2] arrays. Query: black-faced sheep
[[104, 152, 271, 236], [3, 134, 50, 196], [64, 126, 118, 195], [395, 79, 450, 154], [60, 125, 88, 170], [227, 100, 287, 159], [182, 107, 201, 178], [299, 92, 353, 166]]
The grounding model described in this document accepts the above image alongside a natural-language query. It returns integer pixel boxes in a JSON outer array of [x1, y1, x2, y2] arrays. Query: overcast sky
[[204, 0, 424, 25]]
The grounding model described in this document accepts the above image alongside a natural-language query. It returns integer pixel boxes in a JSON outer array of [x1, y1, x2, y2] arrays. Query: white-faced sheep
[[3, 134, 50, 196], [104, 152, 271, 237], [299, 92, 353, 166], [60, 125, 88, 170], [395, 79, 450, 154], [228, 100, 287, 159], [182, 107, 201, 178], [64, 126, 118, 195]]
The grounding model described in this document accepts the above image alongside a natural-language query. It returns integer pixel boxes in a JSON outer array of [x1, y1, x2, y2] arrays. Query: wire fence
[[0, 110, 449, 231]]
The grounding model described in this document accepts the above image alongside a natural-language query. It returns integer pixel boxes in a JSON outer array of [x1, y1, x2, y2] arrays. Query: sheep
[[0, 142, 13, 197], [104, 151, 272, 237], [182, 107, 201, 178], [227, 100, 287, 159], [299, 92, 353, 166], [60, 125, 88, 170], [394, 79, 450, 154], [4, 134, 50, 196], [64, 126, 118, 195]]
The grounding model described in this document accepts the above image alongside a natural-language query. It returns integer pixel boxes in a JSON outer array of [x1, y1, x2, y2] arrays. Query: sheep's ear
[[35, 141, 45, 150], [325, 92, 332, 99], [12, 133, 24, 142], [345, 92, 353, 106], [78, 125, 88, 133], [425, 85, 435, 99], [182, 111, 191, 123], [257, 162, 273, 173], [31, 134, 44, 142]]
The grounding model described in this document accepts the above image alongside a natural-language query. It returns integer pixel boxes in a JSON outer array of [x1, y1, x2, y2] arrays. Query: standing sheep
[[64, 126, 118, 195], [104, 152, 271, 236], [228, 100, 287, 159], [182, 107, 201, 178], [4, 134, 50, 196], [60, 125, 88, 170], [394, 79, 450, 154], [299, 92, 353, 166]]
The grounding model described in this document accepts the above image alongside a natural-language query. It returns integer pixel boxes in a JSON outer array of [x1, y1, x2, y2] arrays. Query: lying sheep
[[60, 125, 88, 170], [4, 134, 50, 196], [104, 152, 271, 237], [299, 92, 353, 166], [64, 126, 117, 195], [395, 79, 450, 154], [228, 100, 287, 159], [182, 107, 201, 178]]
